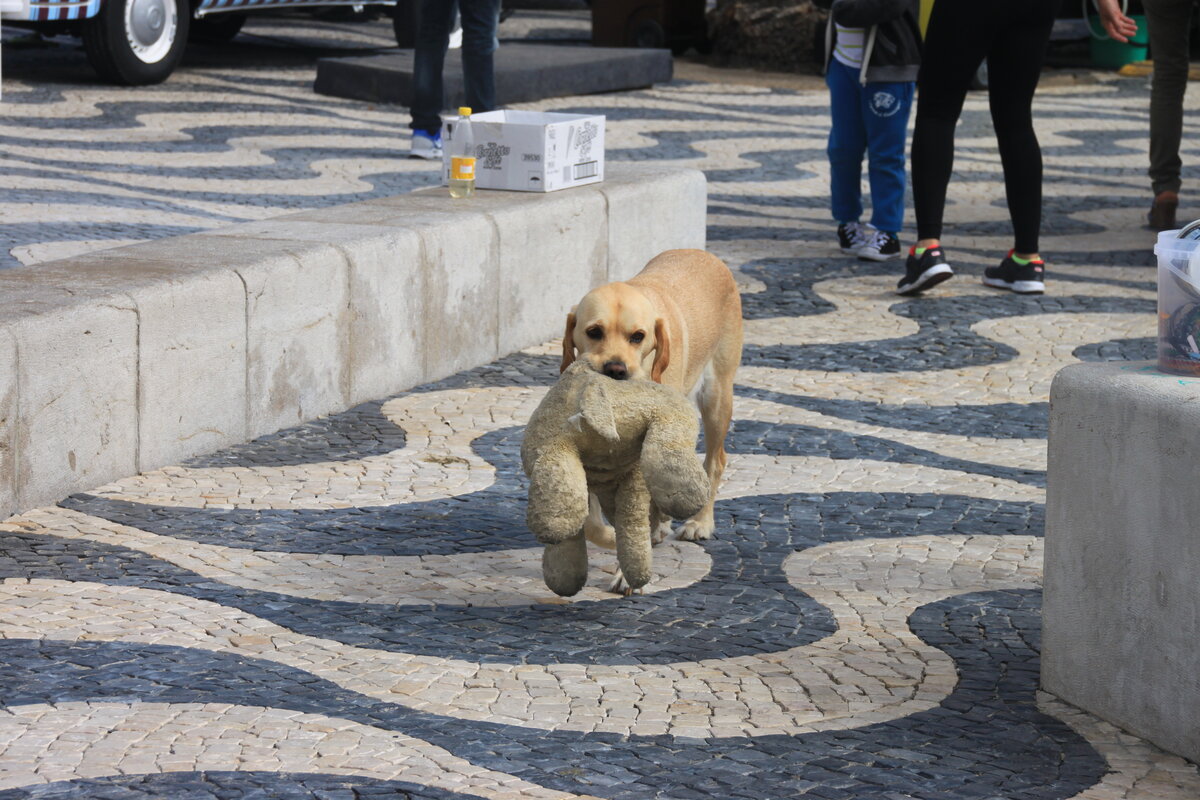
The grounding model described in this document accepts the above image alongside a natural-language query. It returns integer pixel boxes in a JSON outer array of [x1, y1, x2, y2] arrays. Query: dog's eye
[[629, 332, 645, 344], [586, 327, 603, 340]]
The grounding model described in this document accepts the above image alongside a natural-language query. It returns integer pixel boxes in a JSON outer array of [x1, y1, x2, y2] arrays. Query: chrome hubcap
[[124, 0, 176, 64]]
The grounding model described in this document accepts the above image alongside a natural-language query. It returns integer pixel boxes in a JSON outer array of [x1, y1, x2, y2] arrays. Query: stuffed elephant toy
[[521, 361, 710, 596]]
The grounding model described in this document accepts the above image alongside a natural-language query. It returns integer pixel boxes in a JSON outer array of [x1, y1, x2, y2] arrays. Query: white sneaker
[[409, 130, 443, 160], [837, 221, 868, 255], [448, 25, 462, 49], [857, 227, 902, 261]]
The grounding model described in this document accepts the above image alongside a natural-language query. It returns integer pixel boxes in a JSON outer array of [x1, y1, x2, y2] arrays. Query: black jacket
[[815, 0, 922, 84]]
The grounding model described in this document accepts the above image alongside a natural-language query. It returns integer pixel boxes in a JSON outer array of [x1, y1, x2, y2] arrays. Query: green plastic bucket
[[1087, 13, 1149, 69]]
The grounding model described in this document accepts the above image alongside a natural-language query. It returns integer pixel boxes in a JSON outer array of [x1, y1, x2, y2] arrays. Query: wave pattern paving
[[2, 13, 1197, 799]]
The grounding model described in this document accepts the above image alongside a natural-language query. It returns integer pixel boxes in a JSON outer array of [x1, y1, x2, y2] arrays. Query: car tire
[[629, 18, 665, 49], [83, 0, 188, 84], [188, 12, 245, 42]]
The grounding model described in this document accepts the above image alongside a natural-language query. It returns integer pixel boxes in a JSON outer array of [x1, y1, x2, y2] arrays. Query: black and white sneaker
[[896, 246, 954, 296], [837, 221, 868, 255], [858, 228, 902, 261], [983, 251, 1046, 294]]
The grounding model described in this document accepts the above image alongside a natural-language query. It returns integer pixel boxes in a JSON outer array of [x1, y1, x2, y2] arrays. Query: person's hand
[[1094, 0, 1138, 43]]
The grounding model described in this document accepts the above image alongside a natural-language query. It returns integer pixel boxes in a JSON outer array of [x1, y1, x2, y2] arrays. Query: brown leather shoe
[[1149, 191, 1179, 231]]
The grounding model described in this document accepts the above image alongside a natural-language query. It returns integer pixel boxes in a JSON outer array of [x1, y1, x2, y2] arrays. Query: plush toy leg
[[612, 474, 653, 594], [641, 416, 709, 523], [527, 446, 589, 544], [542, 531, 588, 597]]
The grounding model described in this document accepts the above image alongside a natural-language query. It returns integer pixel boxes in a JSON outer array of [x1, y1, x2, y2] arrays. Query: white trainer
[[409, 131, 443, 160]]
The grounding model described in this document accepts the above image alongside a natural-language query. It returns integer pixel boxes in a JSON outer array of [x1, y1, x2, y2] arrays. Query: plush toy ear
[[560, 310, 578, 373], [579, 378, 619, 442], [651, 317, 671, 383]]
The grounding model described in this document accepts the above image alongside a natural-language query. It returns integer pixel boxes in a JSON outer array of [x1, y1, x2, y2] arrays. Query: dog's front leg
[[582, 493, 617, 549], [649, 504, 673, 545]]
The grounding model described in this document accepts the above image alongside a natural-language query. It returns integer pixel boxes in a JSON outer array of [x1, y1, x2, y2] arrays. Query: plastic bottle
[[449, 106, 476, 199]]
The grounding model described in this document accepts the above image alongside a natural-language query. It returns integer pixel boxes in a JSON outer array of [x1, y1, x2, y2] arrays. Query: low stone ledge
[[313, 43, 673, 107], [0, 164, 707, 518], [1043, 360, 1200, 764]]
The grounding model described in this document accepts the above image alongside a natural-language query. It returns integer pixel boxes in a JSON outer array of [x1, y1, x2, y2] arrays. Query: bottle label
[[451, 157, 475, 180]]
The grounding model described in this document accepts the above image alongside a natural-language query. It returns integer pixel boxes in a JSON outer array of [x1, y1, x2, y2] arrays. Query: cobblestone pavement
[[3, 7, 1200, 799]]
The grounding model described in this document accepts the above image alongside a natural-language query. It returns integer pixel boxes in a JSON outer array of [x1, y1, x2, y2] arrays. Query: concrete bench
[[1043, 360, 1200, 764], [0, 164, 707, 519]]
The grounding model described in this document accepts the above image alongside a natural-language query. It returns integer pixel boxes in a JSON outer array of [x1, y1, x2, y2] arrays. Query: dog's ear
[[560, 310, 577, 373], [651, 317, 671, 383]]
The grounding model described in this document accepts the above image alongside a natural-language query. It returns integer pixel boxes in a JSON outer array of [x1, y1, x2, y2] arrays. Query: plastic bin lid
[[1156, 226, 1200, 291]]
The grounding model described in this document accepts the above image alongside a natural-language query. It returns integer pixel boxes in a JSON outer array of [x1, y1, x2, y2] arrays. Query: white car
[[1, 0, 417, 85]]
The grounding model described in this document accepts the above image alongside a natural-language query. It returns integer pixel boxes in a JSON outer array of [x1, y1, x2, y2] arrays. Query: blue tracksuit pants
[[826, 58, 915, 235]]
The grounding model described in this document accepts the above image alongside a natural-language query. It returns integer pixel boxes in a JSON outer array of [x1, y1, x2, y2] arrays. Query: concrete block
[[410, 212, 501, 382], [15, 254, 249, 471], [3, 290, 138, 511], [600, 163, 708, 281], [206, 219, 427, 406], [0, 165, 707, 516], [485, 189, 608, 352], [131, 268, 247, 468], [117, 233, 352, 440], [314, 43, 672, 107], [1043, 360, 1200, 764], [286, 199, 501, 384], [0, 330, 16, 520]]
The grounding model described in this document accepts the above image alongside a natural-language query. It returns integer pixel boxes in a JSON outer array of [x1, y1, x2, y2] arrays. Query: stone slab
[[484, 189, 608, 353], [1043, 360, 1200, 764], [86, 234, 352, 442], [0, 330, 15, 517], [313, 43, 673, 107], [20, 256, 249, 471], [7, 296, 139, 514], [204, 220, 428, 407], [0, 165, 707, 519], [600, 165, 707, 280]]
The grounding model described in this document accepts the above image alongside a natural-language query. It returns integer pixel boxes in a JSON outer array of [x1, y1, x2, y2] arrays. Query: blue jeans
[[409, 0, 502, 133], [826, 58, 914, 234]]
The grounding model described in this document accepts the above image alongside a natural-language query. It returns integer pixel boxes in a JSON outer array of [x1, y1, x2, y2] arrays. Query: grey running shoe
[[896, 246, 954, 296], [983, 251, 1045, 295]]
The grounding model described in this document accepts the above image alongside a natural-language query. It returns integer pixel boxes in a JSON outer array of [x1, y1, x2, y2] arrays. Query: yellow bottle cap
[[458, 107, 472, 117]]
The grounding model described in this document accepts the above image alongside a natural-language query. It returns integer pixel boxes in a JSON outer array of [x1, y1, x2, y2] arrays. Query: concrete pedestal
[[1043, 360, 1200, 764], [0, 164, 706, 519], [313, 43, 673, 107]]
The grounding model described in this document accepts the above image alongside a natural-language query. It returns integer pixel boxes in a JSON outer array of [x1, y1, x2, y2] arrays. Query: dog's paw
[[607, 570, 644, 596], [651, 520, 673, 545], [584, 521, 617, 550], [677, 519, 714, 542], [607, 570, 630, 594]]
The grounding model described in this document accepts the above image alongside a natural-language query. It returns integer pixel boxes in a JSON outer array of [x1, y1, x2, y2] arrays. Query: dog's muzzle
[[602, 360, 629, 380]]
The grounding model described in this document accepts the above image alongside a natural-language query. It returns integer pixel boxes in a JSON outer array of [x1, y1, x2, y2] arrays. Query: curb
[[0, 164, 707, 518]]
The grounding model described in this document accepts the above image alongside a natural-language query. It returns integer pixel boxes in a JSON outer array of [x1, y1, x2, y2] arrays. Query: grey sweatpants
[[1146, 0, 1195, 195]]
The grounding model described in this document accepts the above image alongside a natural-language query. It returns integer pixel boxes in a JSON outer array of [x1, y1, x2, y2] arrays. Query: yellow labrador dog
[[560, 249, 744, 587]]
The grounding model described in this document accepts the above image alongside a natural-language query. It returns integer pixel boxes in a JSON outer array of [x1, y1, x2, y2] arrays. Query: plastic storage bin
[[1089, 14, 1149, 69], [1154, 225, 1200, 376]]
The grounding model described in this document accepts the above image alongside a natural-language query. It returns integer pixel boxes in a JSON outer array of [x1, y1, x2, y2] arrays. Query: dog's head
[[560, 283, 670, 382]]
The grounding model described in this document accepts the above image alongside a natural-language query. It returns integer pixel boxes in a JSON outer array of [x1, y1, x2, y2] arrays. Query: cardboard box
[[442, 110, 605, 193]]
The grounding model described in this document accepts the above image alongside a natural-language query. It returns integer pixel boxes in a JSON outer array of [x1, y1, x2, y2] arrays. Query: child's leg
[[863, 80, 915, 234], [826, 59, 868, 225]]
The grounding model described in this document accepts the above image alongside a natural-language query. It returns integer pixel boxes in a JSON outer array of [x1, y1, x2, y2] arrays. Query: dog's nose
[[602, 361, 628, 380]]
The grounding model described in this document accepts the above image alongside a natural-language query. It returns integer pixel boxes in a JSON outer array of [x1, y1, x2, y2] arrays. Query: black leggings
[[911, 0, 1061, 254]]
